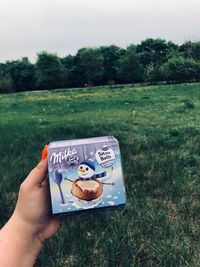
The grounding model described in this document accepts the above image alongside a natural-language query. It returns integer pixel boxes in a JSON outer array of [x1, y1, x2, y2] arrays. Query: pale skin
[[0, 159, 61, 267]]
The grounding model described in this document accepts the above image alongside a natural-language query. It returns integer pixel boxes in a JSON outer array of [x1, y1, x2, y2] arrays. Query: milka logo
[[50, 147, 78, 164]]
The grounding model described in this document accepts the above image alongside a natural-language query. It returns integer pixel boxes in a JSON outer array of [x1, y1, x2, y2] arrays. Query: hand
[[13, 158, 61, 243], [0, 149, 61, 267]]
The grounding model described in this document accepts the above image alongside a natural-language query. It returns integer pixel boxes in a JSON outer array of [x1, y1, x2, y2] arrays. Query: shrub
[[0, 72, 14, 93], [145, 64, 163, 82], [161, 57, 200, 83]]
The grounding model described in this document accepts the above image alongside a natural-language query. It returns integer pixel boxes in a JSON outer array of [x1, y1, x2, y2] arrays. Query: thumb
[[24, 159, 48, 188]]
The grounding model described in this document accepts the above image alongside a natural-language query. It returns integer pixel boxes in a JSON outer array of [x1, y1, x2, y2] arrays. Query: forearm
[[0, 213, 43, 267]]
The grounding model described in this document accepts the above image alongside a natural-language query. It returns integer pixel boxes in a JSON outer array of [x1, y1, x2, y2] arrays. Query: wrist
[[0, 213, 43, 267], [10, 212, 44, 253]]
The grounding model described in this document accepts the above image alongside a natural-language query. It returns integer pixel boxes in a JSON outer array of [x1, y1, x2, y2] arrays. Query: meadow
[[0, 83, 200, 267]]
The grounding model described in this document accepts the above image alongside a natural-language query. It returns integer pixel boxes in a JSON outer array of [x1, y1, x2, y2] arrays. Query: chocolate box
[[48, 136, 126, 215]]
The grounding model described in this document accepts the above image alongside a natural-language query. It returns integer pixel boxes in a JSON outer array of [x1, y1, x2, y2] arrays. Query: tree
[[75, 48, 104, 85], [116, 45, 144, 83], [161, 57, 200, 83], [99, 45, 125, 84], [189, 42, 200, 60], [0, 64, 14, 93], [61, 55, 80, 88], [5, 58, 35, 91], [145, 64, 163, 82], [166, 41, 180, 59], [35, 52, 64, 90], [179, 41, 200, 60], [136, 38, 178, 68]]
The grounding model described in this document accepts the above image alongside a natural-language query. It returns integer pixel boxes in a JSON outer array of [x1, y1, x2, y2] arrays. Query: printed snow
[[107, 201, 115, 206], [61, 203, 69, 206], [71, 194, 102, 209]]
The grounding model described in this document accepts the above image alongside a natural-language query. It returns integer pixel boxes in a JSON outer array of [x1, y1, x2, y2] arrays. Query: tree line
[[1, 38, 200, 93]]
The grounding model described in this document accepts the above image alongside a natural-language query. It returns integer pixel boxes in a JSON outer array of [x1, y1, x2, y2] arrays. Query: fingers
[[41, 176, 49, 187], [42, 217, 63, 240], [41, 145, 48, 160], [23, 159, 48, 188]]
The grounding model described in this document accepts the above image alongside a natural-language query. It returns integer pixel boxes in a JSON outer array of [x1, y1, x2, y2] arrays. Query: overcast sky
[[0, 0, 200, 63]]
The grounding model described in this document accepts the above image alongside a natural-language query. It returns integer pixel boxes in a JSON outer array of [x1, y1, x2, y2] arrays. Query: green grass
[[0, 83, 200, 266]]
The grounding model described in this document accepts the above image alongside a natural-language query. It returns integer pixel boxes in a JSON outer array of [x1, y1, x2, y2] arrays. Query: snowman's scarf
[[79, 171, 106, 181]]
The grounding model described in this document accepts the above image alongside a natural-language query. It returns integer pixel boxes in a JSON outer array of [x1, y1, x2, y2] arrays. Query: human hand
[[13, 157, 61, 244], [0, 146, 61, 267]]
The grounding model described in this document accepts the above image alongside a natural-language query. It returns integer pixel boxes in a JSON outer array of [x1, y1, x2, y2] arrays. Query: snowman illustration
[[71, 160, 107, 202], [62, 159, 113, 208]]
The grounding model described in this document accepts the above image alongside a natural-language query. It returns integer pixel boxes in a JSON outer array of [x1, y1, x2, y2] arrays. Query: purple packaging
[[48, 136, 126, 215]]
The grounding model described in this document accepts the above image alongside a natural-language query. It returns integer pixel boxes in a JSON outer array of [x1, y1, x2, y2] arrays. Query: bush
[[161, 57, 200, 83], [0, 72, 14, 93], [145, 64, 163, 82]]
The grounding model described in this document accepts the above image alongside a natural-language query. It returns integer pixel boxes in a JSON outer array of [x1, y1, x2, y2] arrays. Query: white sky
[[0, 0, 200, 63]]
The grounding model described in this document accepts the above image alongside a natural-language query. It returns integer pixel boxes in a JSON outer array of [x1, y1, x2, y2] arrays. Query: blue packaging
[[48, 136, 126, 215]]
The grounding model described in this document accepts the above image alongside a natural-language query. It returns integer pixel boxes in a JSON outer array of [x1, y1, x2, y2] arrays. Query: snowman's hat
[[80, 159, 95, 171]]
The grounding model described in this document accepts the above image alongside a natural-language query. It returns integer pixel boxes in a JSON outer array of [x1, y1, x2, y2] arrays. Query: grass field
[[0, 83, 200, 267]]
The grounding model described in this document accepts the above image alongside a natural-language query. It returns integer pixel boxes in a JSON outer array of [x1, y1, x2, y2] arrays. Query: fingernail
[[41, 144, 48, 160]]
